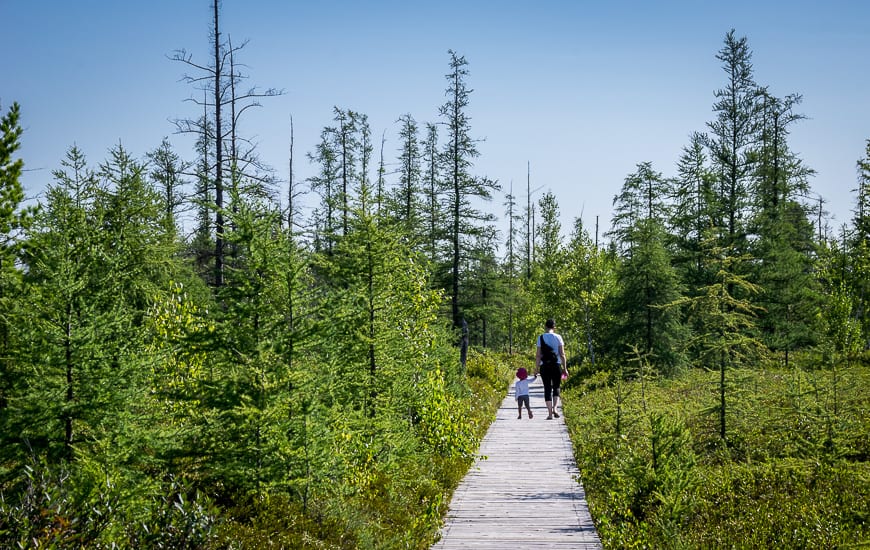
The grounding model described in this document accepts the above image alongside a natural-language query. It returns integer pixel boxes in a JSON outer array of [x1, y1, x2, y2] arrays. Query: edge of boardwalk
[[432, 376, 602, 549]]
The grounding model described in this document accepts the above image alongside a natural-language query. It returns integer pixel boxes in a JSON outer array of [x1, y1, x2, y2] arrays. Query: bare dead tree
[[171, 0, 282, 286]]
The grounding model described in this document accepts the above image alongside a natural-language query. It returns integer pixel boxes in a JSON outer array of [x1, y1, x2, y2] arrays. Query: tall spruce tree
[[611, 218, 687, 376], [705, 29, 761, 255], [19, 146, 173, 463], [751, 91, 821, 365], [421, 122, 443, 267], [439, 50, 499, 328], [0, 102, 35, 432], [393, 113, 422, 235]]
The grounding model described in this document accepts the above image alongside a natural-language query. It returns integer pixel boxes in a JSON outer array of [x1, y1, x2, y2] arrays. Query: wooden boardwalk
[[433, 376, 602, 549]]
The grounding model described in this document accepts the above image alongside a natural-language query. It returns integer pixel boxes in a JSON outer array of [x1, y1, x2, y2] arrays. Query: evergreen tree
[[705, 29, 761, 255], [439, 50, 499, 328], [207, 190, 304, 495], [0, 102, 36, 429], [393, 113, 422, 235], [753, 91, 810, 214], [670, 132, 717, 290], [855, 140, 870, 240], [308, 109, 371, 253], [334, 107, 360, 236], [461, 226, 501, 349], [815, 239, 863, 360], [503, 185, 522, 353], [751, 91, 821, 364], [421, 122, 443, 267], [532, 191, 566, 320], [311, 178, 447, 501], [536, 191, 563, 268], [611, 218, 687, 376], [562, 218, 616, 369], [673, 234, 767, 442], [146, 138, 189, 237], [308, 126, 340, 253], [850, 140, 870, 344], [754, 201, 822, 365], [608, 162, 670, 255], [17, 146, 174, 464]]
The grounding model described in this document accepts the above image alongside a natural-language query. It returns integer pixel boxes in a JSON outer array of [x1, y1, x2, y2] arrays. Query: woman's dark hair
[[545, 318, 556, 329]]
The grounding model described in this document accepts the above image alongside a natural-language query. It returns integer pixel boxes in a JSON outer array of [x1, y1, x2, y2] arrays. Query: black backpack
[[539, 334, 558, 367]]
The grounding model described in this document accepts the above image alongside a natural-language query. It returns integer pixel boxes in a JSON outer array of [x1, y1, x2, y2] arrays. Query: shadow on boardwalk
[[433, 377, 603, 549]]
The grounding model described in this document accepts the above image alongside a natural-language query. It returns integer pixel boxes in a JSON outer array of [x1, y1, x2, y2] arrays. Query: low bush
[[563, 364, 870, 548]]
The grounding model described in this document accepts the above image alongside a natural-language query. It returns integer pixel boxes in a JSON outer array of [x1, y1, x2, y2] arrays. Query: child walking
[[515, 367, 537, 419]]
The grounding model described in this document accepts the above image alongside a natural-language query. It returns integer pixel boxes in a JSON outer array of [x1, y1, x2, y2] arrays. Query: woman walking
[[535, 319, 568, 420]]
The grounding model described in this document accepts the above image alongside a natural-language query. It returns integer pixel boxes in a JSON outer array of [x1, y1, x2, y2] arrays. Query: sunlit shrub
[[563, 364, 870, 549]]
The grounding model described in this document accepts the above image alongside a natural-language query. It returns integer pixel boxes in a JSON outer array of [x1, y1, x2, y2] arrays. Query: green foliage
[[8, 26, 870, 549], [672, 235, 768, 441], [0, 102, 36, 241], [684, 460, 870, 548], [417, 369, 478, 460], [558, 221, 617, 372], [124, 477, 218, 549], [439, 50, 500, 328], [464, 348, 510, 385], [0, 101, 38, 461], [564, 365, 870, 548], [9, 146, 175, 465], [0, 462, 217, 549], [753, 200, 823, 364], [0, 463, 116, 548], [610, 218, 688, 376]]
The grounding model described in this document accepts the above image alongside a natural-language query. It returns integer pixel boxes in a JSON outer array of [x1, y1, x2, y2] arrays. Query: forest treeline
[[1, 5, 869, 546]]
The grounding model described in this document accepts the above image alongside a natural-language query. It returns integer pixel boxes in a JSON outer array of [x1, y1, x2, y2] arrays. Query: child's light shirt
[[514, 375, 536, 398]]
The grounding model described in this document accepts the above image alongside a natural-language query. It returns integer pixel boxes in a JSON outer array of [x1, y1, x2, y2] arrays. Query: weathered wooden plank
[[433, 378, 603, 549]]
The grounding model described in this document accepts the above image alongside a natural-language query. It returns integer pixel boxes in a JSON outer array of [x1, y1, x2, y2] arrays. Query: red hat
[[516, 367, 528, 380]]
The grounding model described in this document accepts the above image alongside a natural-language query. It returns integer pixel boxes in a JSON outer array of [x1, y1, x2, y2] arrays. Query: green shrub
[[126, 477, 218, 549], [563, 364, 870, 549], [683, 460, 870, 548], [0, 462, 117, 549]]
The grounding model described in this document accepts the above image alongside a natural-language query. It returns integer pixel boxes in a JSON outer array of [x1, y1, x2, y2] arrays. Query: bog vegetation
[[1, 5, 869, 548]]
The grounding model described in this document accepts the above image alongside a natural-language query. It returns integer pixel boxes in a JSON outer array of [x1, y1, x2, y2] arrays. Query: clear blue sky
[[3, 1, 869, 241]]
